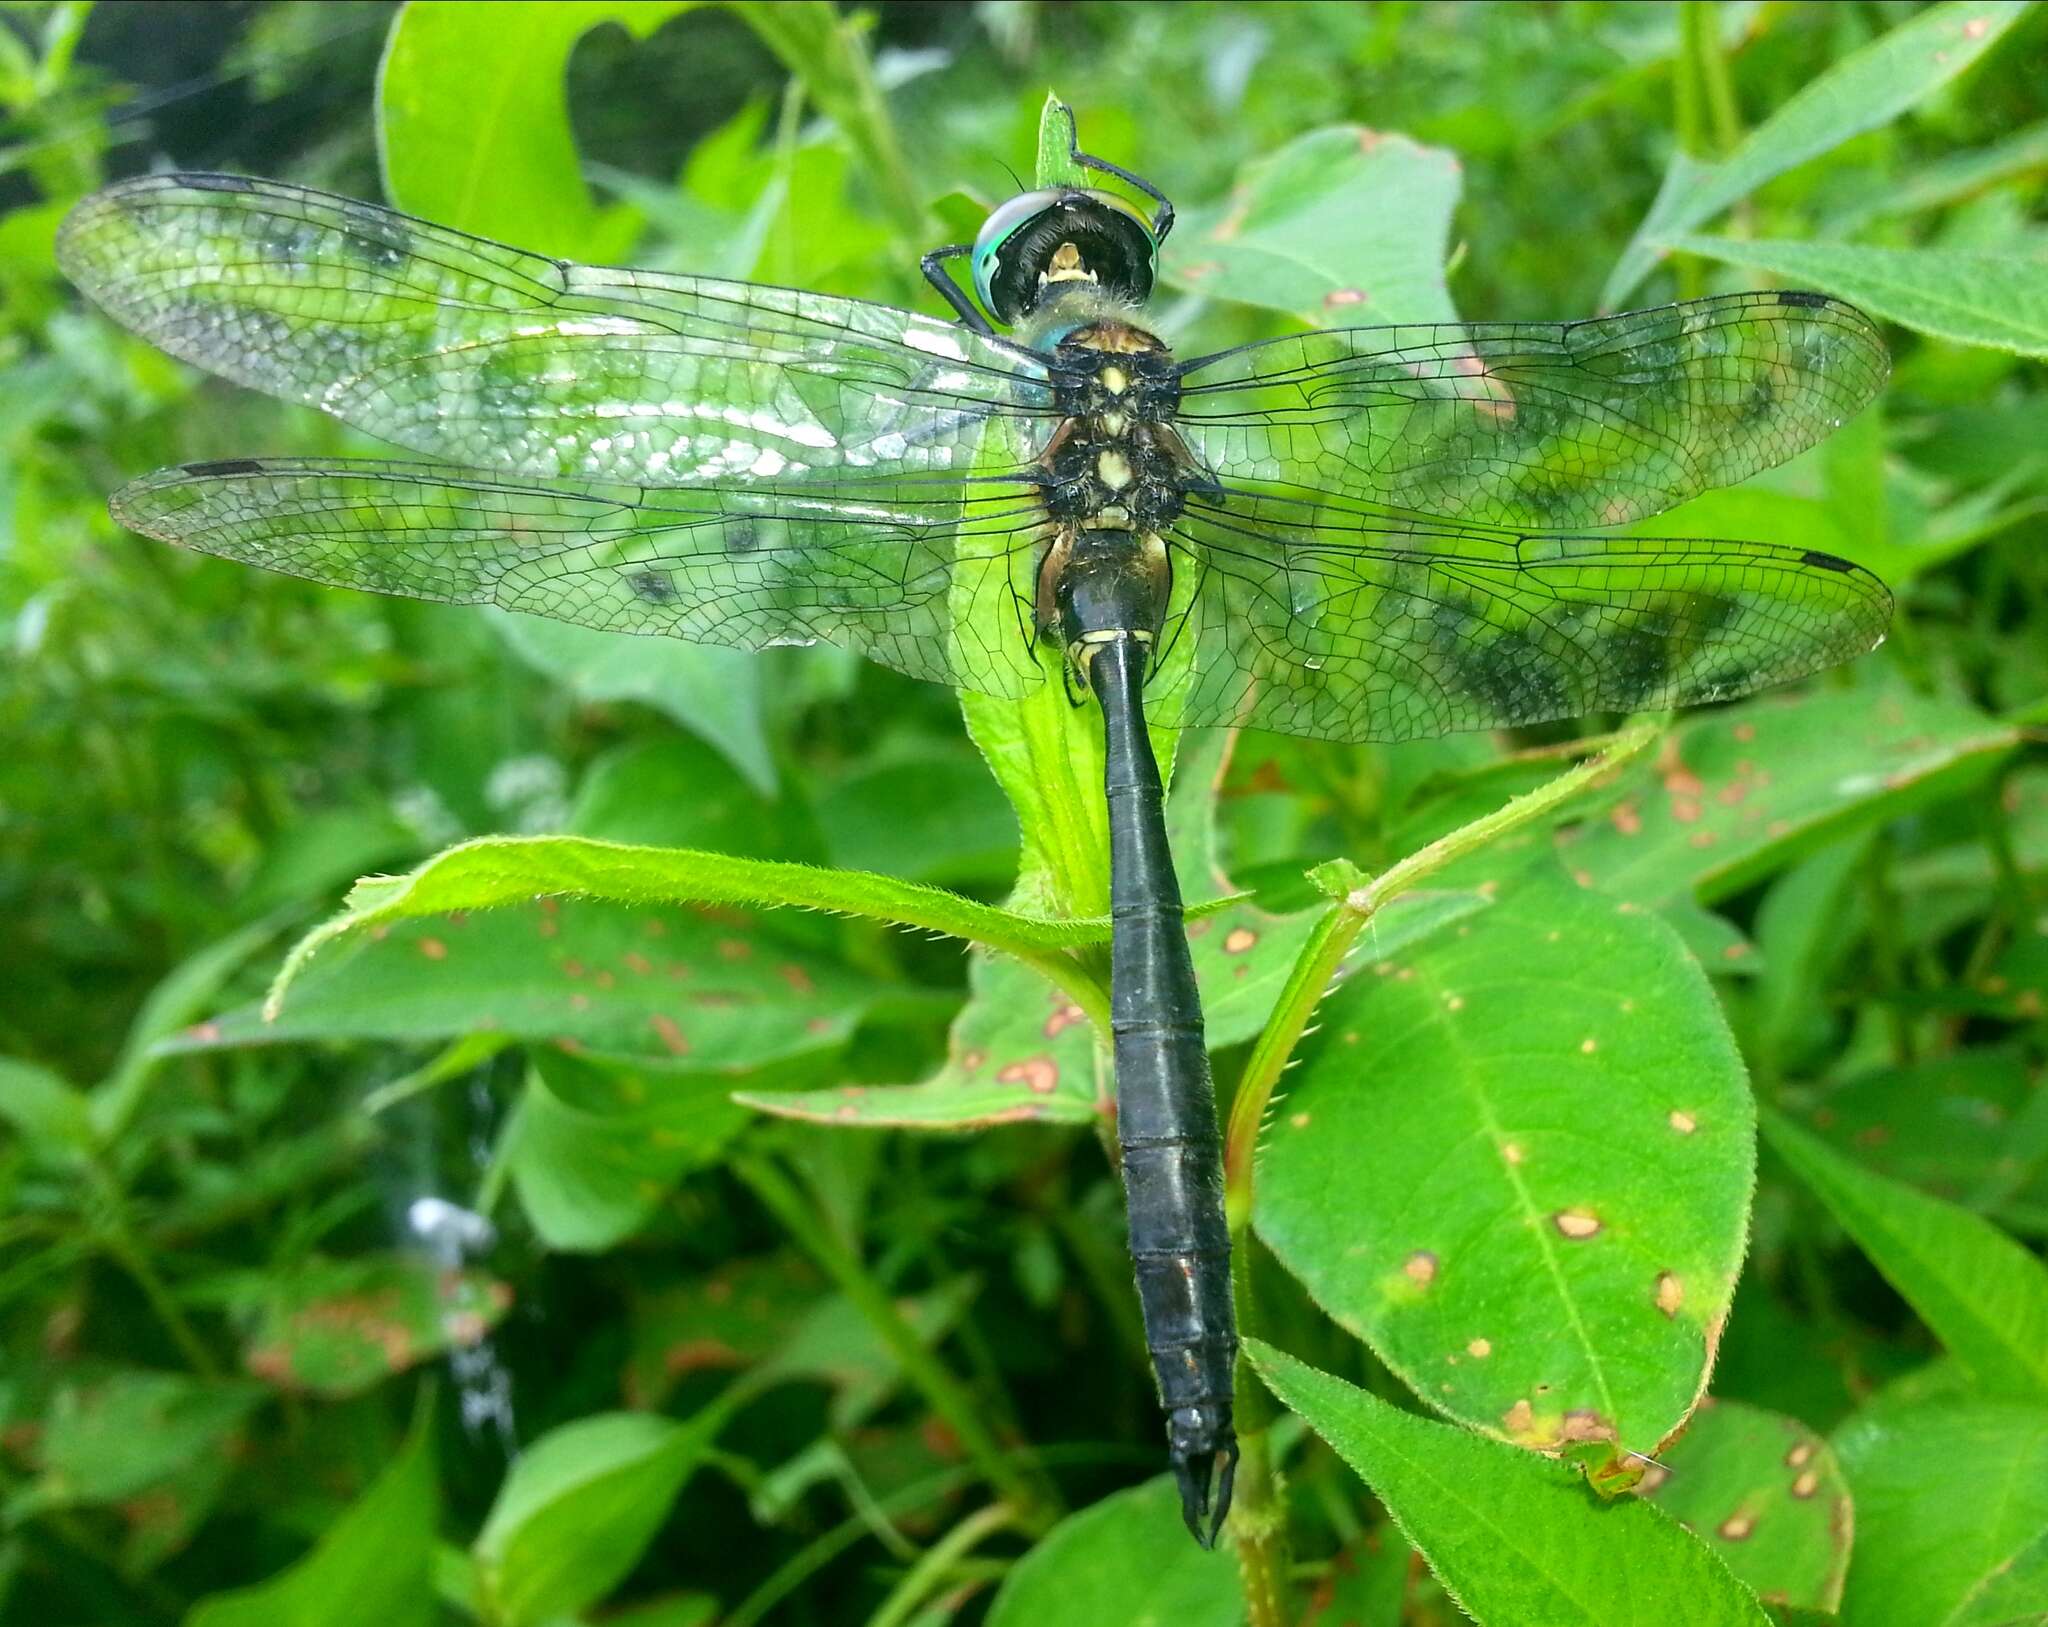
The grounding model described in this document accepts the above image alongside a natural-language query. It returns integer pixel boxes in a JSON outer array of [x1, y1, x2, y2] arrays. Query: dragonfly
[[58, 123, 1891, 1547]]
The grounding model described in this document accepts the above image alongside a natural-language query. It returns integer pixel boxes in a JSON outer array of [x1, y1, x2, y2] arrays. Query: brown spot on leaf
[[961, 1049, 986, 1072], [777, 963, 815, 996], [1668, 1110, 1697, 1134], [186, 1021, 222, 1044], [717, 938, 752, 962], [563, 958, 586, 979], [1404, 1250, 1438, 1287], [998, 1056, 1060, 1095], [418, 937, 448, 961], [1044, 1001, 1086, 1037], [1717, 1513, 1755, 1541], [1722, 941, 1751, 962], [1502, 1398, 1535, 1434], [1223, 927, 1257, 953], [1656, 1272, 1684, 1317], [1791, 1469, 1820, 1498], [650, 1014, 691, 1056], [1324, 287, 1368, 308], [623, 952, 653, 976], [1467, 1338, 1491, 1358], [1290, 1111, 1311, 1129], [1560, 1410, 1615, 1444], [1638, 1463, 1670, 1493], [1610, 799, 1643, 835], [1786, 1441, 1813, 1468], [1554, 1210, 1601, 1239]]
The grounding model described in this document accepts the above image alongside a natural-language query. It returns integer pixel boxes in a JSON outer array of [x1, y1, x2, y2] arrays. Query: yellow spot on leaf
[[1467, 1338, 1491, 1359], [1718, 1513, 1755, 1541], [1669, 1110, 1697, 1134], [1791, 1470, 1819, 1499], [1554, 1210, 1601, 1239], [1656, 1272, 1684, 1316], [1404, 1251, 1438, 1287]]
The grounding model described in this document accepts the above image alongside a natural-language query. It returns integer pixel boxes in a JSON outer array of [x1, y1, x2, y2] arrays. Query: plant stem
[[867, 1501, 1018, 1627], [734, 1152, 1058, 1533], [1227, 1240, 1291, 1627]]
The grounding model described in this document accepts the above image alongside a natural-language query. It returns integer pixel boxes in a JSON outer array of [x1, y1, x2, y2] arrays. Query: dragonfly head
[[972, 186, 1157, 327]]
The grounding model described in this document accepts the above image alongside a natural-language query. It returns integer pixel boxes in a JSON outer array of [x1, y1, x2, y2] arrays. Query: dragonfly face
[[58, 125, 1894, 1550]]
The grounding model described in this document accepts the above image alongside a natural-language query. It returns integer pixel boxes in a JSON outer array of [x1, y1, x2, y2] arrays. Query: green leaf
[[263, 836, 1111, 1017], [1669, 237, 2048, 358], [243, 1253, 510, 1398], [1257, 870, 1752, 1466], [507, 1047, 751, 1251], [181, 890, 873, 1071], [1562, 683, 2016, 930], [1833, 1393, 2048, 1627], [813, 753, 1019, 887], [377, 1, 689, 258], [489, 611, 777, 794], [1034, 94, 1085, 190], [1604, 0, 2029, 305], [1764, 1112, 2048, 1400], [473, 1409, 721, 1627], [739, 945, 1105, 1129], [986, 1475, 1240, 1627], [15, 1370, 263, 1511], [186, 1398, 436, 1627], [1641, 1399, 1853, 1612], [1162, 126, 1461, 327], [0, 1055, 93, 1158], [1249, 1343, 1772, 1627], [625, 1252, 821, 1409]]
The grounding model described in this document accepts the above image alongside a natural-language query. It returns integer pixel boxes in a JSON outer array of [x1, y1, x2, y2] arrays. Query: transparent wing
[[1152, 488, 1892, 743], [58, 174, 1055, 487], [113, 459, 1052, 698], [1173, 293, 1888, 530]]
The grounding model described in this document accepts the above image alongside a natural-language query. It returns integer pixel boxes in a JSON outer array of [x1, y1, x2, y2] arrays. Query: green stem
[[734, 1153, 1057, 1532], [1223, 721, 1660, 1230], [88, 1161, 218, 1377], [1227, 1241, 1292, 1627], [867, 1502, 1018, 1627]]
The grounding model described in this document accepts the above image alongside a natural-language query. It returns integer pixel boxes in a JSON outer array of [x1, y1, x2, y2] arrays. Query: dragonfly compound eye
[[972, 187, 1158, 326]]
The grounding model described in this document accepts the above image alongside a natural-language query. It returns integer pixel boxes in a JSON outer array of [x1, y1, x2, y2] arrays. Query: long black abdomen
[[1090, 635, 1238, 1546]]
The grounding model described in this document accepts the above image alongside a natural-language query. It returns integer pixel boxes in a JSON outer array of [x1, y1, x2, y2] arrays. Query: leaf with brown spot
[[1644, 1399, 1851, 1612], [1257, 870, 1752, 1478], [242, 1253, 509, 1397]]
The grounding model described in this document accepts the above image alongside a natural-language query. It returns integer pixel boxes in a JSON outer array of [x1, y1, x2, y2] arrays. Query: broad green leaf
[[1833, 1393, 2048, 1627], [1794, 1048, 2042, 1213], [13, 1370, 263, 1512], [243, 1253, 509, 1397], [179, 891, 874, 1071], [1670, 237, 2048, 358], [1250, 1343, 1772, 1627], [263, 836, 1113, 1017], [0, 1055, 92, 1158], [1641, 1399, 1852, 1612], [185, 1399, 436, 1627], [1162, 126, 1461, 327], [986, 1475, 1240, 1627], [739, 946, 1105, 1129], [473, 1409, 720, 1627], [377, 1, 689, 258], [566, 737, 798, 860], [1604, 1, 2029, 305], [755, 1277, 980, 1429], [1257, 870, 1752, 1467], [625, 1252, 822, 1409], [1764, 1112, 2048, 1400], [490, 612, 777, 794], [507, 1048, 751, 1251], [813, 753, 1019, 887], [1561, 684, 2016, 929]]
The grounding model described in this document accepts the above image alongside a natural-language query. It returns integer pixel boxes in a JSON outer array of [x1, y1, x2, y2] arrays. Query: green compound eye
[[970, 187, 1158, 327]]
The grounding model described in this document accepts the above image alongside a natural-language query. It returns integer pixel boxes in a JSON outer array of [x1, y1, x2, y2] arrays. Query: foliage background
[[2, 2, 2046, 1624]]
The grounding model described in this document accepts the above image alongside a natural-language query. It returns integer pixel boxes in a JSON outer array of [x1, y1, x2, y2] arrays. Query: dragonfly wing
[[1173, 293, 1887, 530], [1154, 490, 1892, 743], [58, 174, 1054, 486], [114, 459, 1051, 698]]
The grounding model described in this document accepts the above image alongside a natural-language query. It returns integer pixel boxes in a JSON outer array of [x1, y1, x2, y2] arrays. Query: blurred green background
[[2, 3, 2045, 1624]]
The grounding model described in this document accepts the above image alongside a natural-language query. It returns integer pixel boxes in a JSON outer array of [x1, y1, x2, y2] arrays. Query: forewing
[[1155, 492, 1892, 743], [57, 174, 1054, 486], [1174, 293, 1887, 529], [113, 460, 1051, 699]]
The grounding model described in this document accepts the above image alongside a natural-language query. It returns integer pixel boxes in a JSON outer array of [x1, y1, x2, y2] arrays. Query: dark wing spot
[[1776, 290, 1830, 309], [185, 459, 268, 477], [182, 173, 260, 194], [628, 569, 678, 603], [1800, 549, 1856, 572]]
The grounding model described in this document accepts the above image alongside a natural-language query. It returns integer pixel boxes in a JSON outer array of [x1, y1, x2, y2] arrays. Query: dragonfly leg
[[919, 243, 993, 333], [1067, 139, 1175, 246]]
